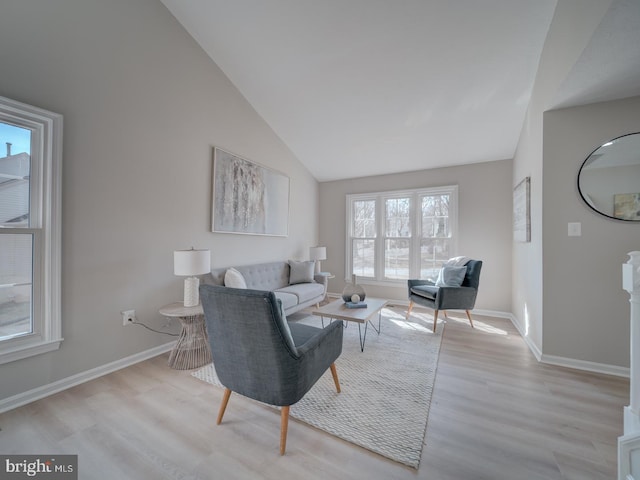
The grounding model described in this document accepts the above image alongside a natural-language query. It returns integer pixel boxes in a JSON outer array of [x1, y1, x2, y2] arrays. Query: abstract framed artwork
[[211, 147, 290, 236], [513, 176, 531, 243]]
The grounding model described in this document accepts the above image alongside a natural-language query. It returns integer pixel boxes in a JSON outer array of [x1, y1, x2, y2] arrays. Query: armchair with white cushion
[[406, 259, 483, 332]]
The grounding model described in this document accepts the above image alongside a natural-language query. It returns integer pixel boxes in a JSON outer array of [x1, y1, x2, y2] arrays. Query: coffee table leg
[[367, 310, 382, 335], [321, 316, 350, 330], [357, 321, 369, 352], [317, 315, 374, 351]]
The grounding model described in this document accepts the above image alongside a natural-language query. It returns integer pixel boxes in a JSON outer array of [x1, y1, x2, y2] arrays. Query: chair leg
[[443, 310, 448, 318], [466, 310, 474, 328], [280, 406, 290, 455], [330, 363, 341, 393], [433, 310, 439, 333], [217, 388, 232, 425], [406, 301, 414, 319]]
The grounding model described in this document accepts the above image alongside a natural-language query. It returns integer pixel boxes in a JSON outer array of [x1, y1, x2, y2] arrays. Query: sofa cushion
[[206, 261, 327, 315], [235, 263, 289, 290], [277, 283, 325, 304], [274, 291, 299, 311], [288, 260, 316, 285], [224, 267, 247, 288], [435, 266, 467, 287], [411, 284, 439, 300]]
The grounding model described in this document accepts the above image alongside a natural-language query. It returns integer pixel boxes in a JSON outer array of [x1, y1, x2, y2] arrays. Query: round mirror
[[578, 132, 640, 221]]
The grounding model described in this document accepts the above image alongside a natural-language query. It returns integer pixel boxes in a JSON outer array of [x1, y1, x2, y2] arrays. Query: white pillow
[[288, 260, 315, 285], [435, 266, 467, 287], [224, 267, 247, 289]]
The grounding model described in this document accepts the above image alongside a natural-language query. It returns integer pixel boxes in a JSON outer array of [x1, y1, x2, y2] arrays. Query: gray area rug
[[192, 308, 442, 468]]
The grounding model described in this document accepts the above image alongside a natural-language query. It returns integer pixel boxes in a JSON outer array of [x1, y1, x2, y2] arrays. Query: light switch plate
[[568, 222, 581, 237]]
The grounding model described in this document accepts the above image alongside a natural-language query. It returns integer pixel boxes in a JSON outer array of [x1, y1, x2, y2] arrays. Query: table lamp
[[309, 246, 327, 274], [174, 248, 211, 307]]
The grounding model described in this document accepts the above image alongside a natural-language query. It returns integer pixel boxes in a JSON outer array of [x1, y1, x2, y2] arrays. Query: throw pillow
[[435, 266, 467, 287], [288, 260, 315, 285], [224, 267, 247, 289]]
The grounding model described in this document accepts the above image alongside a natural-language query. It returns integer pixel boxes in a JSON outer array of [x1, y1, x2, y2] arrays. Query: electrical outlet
[[122, 309, 136, 326]]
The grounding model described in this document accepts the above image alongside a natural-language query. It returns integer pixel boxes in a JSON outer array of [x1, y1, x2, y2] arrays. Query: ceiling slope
[[160, 1, 634, 181]]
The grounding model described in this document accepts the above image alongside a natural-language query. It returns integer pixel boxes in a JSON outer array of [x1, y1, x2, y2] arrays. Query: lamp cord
[[130, 321, 179, 336]]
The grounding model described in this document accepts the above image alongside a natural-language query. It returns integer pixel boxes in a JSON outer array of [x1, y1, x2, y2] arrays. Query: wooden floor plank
[[0, 308, 629, 479]]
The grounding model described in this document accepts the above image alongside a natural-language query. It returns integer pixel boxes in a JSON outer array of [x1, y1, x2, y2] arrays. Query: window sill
[[0, 338, 63, 365], [345, 278, 407, 289]]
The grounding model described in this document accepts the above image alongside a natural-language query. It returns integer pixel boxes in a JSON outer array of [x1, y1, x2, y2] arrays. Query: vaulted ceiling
[[161, 0, 640, 182]]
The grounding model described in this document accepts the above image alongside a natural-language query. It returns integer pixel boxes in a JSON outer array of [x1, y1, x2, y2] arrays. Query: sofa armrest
[[314, 273, 329, 292], [294, 320, 343, 357]]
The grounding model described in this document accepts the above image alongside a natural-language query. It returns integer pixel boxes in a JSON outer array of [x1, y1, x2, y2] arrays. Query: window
[[347, 186, 457, 285], [0, 96, 63, 364]]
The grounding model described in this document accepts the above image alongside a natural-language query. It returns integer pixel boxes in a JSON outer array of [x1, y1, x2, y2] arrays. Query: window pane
[[420, 238, 451, 280], [353, 200, 376, 237], [0, 234, 33, 340], [348, 187, 455, 283], [0, 122, 31, 228], [421, 194, 450, 238], [385, 238, 410, 279], [385, 197, 411, 237], [352, 239, 375, 278]]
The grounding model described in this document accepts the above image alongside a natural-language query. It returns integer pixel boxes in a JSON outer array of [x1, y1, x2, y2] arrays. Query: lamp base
[[184, 277, 200, 307]]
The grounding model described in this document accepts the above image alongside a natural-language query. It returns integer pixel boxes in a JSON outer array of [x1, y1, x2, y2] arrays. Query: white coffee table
[[311, 297, 388, 352]]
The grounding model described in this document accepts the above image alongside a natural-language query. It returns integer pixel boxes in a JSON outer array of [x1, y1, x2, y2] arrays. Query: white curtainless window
[[346, 185, 458, 286], [0, 96, 63, 364]]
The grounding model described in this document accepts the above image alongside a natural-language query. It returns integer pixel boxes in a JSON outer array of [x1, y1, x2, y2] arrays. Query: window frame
[[346, 185, 458, 287], [0, 96, 63, 364]]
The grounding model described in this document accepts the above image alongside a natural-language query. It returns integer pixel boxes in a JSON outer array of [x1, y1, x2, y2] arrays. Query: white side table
[[159, 302, 212, 370]]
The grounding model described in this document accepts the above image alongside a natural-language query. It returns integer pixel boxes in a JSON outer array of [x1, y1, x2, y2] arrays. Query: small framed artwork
[[211, 147, 290, 236], [614, 193, 640, 221], [513, 177, 531, 243]]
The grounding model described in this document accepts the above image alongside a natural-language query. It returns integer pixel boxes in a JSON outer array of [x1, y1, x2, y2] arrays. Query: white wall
[[511, 0, 614, 357], [0, 0, 318, 402], [513, 0, 639, 371], [543, 97, 640, 368], [319, 159, 513, 312]]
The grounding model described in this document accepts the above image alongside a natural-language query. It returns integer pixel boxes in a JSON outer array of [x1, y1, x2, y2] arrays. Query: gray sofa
[[204, 261, 328, 315]]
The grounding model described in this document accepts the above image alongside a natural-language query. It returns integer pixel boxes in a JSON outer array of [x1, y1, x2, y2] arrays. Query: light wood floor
[[0, 308, 629, 480]]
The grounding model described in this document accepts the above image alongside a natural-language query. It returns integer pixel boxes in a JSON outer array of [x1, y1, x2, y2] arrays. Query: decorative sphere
[[351, 294, 360, 303]]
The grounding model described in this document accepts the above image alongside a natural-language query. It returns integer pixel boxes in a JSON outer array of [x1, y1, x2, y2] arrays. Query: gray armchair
[[199, 284, 343, 455], [406, 259, 482, 332]]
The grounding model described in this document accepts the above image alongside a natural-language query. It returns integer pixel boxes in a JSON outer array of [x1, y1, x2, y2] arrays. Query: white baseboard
[[376, 297, 628, 378], [0, 342, 175, 414], [505, 312, 543, 361], [540, 353, 629, 378], [505, 313, 628, 378]]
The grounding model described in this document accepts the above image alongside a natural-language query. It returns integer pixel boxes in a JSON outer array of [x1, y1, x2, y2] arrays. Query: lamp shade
[[174, 248, 211, 276], [309, 246, 327, 261]]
